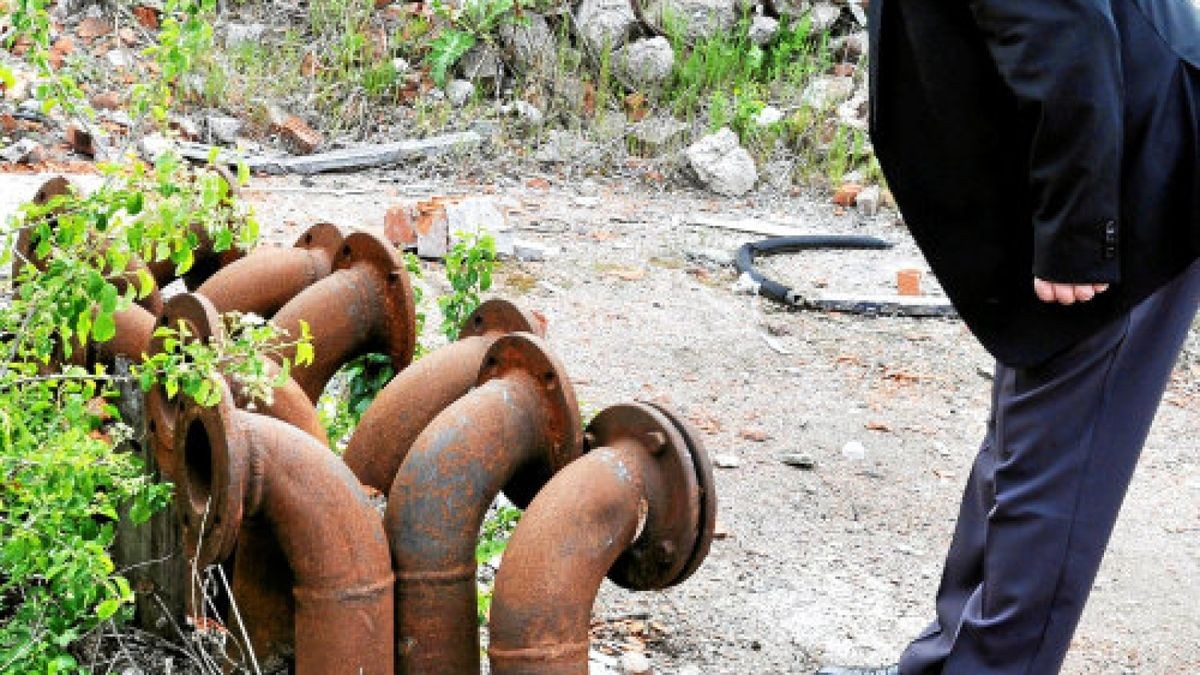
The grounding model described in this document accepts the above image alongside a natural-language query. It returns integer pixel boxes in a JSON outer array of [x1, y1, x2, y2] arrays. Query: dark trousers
[[900, 260, 1200, 674]]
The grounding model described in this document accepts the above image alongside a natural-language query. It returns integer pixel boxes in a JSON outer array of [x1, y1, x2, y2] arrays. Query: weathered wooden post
[[111, 357, 188, 639]]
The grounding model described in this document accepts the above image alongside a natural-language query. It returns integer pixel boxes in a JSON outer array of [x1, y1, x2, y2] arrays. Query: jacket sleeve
[[968, 0, 1123, 283]]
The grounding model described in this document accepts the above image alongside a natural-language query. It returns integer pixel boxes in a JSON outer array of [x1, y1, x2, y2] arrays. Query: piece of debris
[[713, 453, 742, 469], [90, 91, 122, 110], [1, 138, 44, 164], [833, 182, 863, 206], [810, 292, 956, 318], [627, 116, 690, 156], [512, 240, 555, 262], [896, 268, 922, 296], [841, 440, 867, 461], [739, 427, 769, 443], [685, 127, 758, 197], [204, 115, 243, 145], [175, 131, 483, 175], [801, 75, 856, 110], [620, 651, 652, 675], [749, 14, 780, 45], [76, 16, 112, 39], [65, 125, 96, 157], [857, 184, 882, 216], [760, 332, 791, 355], [684, 247, 734, 268], [779, 453, 816, 469], [271, 114, 323, 155]]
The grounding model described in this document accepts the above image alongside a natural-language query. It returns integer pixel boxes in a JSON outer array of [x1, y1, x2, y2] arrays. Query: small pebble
[[713, 453, 742, 469], [779, 453, 816, 469], [842, 440, 867, 461]]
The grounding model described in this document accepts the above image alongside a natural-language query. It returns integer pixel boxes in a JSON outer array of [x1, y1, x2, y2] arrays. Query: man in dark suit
[[819, 1, 1200, 673]]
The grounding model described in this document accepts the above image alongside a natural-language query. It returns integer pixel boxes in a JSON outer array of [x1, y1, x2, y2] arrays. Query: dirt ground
[[233, 160, 1200, 675]]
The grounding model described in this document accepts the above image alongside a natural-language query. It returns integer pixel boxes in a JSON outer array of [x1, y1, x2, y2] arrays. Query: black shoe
[[815, 666, 900, 675]]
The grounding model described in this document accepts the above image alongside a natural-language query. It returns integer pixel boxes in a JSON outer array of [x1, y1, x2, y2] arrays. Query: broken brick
[[271, 115, 323, 155], [132, 5, 160, 29], [65, 125, 96, 157], [90, 91, 123, 110], [384, 202, 418, 247], [896, 268, 922, 296], [833, 182, 863, 206]]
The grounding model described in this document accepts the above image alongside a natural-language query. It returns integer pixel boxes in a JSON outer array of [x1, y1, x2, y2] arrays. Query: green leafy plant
[[438, 231, 496, 341], [475, 504, 521, 625]]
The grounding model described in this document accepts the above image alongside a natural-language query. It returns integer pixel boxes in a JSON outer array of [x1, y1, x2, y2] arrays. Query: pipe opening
[[485, 356, 498, 369], [304, 233, 313, 244], [542, 371, 557, 390], [184, 419, 216, 520], [341, 244, 352, 258]]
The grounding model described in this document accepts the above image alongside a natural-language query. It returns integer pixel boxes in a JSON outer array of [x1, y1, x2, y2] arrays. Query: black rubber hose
[[734, 235, 894, 306]]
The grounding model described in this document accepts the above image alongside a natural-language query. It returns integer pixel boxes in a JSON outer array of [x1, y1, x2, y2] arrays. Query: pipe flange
[[292, 221, 346, 257], [146, 293, 224, 474], [175, 386, 246, 567], [587, 402, 713, 590], [643, 402, 717, 587], [334, 231, 417, 370], [457, 298, 544, 341], [477, 333, 583, 508], [12, 176, 76, 278]]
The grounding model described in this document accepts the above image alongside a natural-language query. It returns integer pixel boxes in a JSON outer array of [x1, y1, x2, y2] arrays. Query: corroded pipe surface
[[343, 298, 543, 493], [272, 230, 416, 402], [176, 389, 394, 674], [386, 333, 581, 674], [91, 304, 156, 366], [146, 293, 327, 480], [196, 222, 345, 316], [488, 403, 716, 675]]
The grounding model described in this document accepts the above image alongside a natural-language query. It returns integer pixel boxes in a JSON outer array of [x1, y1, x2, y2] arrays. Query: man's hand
[[1034, 278, 1109, 305]]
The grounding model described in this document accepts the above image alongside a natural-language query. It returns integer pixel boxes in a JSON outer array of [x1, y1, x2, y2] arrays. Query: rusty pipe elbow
[[146, 293, 328, 480], [343, 298, 544, 493], [488, 403, 717, 675], [386, 333, 582, 674], [195, 222, 345, 316], [271, 231, 416, 402], [176, 389, 394, 675]]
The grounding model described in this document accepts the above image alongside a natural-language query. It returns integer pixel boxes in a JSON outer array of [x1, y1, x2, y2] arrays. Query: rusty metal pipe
[[386, 333, 582, 674], [176, 388, 394, 675], [488, 403, 717, 675], [145, 293, 327, 481], [271, 231, 416, 402], [343, 299, 543, 493], [195, 222, 345, 316], [90, 303, 156, 365]]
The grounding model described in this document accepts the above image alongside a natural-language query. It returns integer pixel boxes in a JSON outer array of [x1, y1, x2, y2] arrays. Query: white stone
[[224, 22, 266, 48], [685, 127, 758, 197], [105, 48, 135, 69], [842, 440, 867, 461], [620, 651, 652, 675], [512, 239, 556, 261], [754, 105, 784, 127], [809, 2, 842, 32], [801, 75, 856, 110], [749, 15, 780, 46], [446, 80, 474, 108], [576, 0, 639, 51], [713, 453, 742, 469], [613, 37, 675, 90], [856, 185, 882, 216], [205, 115, 243, 145]]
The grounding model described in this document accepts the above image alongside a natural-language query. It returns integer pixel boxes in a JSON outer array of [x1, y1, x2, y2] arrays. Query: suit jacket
[[868, 0, 1200, 367]]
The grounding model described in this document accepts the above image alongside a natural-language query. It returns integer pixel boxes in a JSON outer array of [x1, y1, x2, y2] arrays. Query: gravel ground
[[239, 164, 1199, 675]]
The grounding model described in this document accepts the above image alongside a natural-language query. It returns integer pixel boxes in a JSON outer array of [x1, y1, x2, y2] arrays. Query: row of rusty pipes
[[17, 176, 716, 675]]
